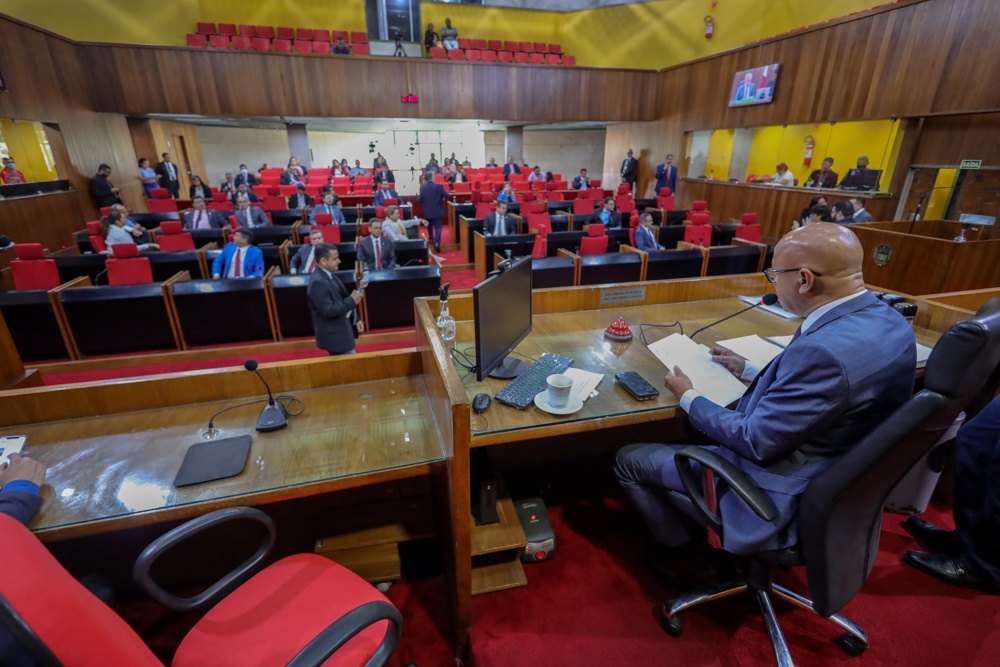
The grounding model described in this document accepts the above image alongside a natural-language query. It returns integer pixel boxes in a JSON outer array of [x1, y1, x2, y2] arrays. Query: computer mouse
[[472, 393, 492, 414]]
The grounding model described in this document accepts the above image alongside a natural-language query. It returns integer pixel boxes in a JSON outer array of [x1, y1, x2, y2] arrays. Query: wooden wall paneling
[[0, 191, 90, 259], [912, 113, 1000, 167], [849, 226, 957, 295], [942, 241, 1000, 293]]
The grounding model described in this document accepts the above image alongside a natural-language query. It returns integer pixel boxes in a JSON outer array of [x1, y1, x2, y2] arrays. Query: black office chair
[[661, 298, 1000, 666]]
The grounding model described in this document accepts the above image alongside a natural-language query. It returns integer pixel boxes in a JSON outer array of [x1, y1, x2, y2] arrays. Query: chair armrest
[[133, 507, 276, 613], [285, 600, 402, 667], [674, 447, 778, 536]]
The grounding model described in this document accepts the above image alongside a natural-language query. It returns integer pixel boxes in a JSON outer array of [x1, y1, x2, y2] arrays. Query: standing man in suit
[[89, 164, 123, 209], [308, 244, 363, 356], [418, 170, 448, 253], [586, 197, 622, 229], [233, 196, 269, 228], [184, 196, 225, 230], [850, 197, 874, 223], [235, 164, 258, 187], [621, 149, 638, 193], [633, 212, 664, 252], [290, 228, 325, 275], [485, 200, 515, 236], [357, 219, 396, 272], [654, 154, 677, 195], [310, 193, 347, 225], [155, 152, 180, 199], [212, 227, 264, 279], [373, 180, 400, 207], [503, 155, 521, 180], [572, 169, 590, 191], [289, 184, 314, 211], [615, 223, 915, 570]]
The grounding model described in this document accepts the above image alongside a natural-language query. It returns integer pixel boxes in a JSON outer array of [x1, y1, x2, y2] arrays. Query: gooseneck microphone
[[691, 294, 780, 340], [244, 359, 287, 432]]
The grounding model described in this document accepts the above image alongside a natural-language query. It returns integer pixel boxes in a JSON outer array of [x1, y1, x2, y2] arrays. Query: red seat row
[[186, 34, 369, 55], [196, 24, 366, 43], [454, 39, 561, 53], [429, 48, 574, 66]]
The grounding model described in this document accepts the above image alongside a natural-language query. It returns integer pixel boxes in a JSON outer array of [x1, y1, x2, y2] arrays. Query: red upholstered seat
[[359, 223, 370, 237], [522, 201, 546, 215], [659, 187, 673, 196], [546, 192, 565, 201], [735, 224, 761, 243], [158, 233, 195, 251], [563, 55, 576, 66], [313, 213, 334, 226], [90, 235, 108, 253], [466, 49, 481, 61], [111, 243, 140, 258], [150, 187, 169, 199], [209, 35, 230, 48], [481, 50, 496, 62], [263, 195, 287, 210], [313, 29, 330, 42], [590, 179, 601, 188], [530, 53, 544, 64], [498, 51, 513, 63], [256, 26, 275, 39], [573, 198, 595, 215], [480, 192, 497, 203], [546, 54, 561, 65], [447, 49, 465, 61], [316, 225, 341, 243], [231, 36, 251, 50], [615, 195, 636, 214], [471, 39, 486, 49], [488, 40, 502, 51], [531, 234, 547, 259], [453, 182, 471, 193], [278, 185, 296, 197], [238, 24, 255, 37], [11, 244, 61, 290], [657, 195, 676, 210], [196, 22, 215, 35], [527, 214, 551, 236], [689, 212, 711, 226], [87, 220, 103, 235], [430, 47, 446, 59], [107, 256, 153, 285], [294, 39, 312, 53], [533, 42, 546, 53], [549, 43, 562, 53], [160, 220, 183, 235], [353, 43, 370, 55], [580, 235, 609, 256], [503, 41, 517, 52], [148, 199, 178, 213], [616, 183, 631, 195], [458, 38, 471, 49], [741, 212, 758, 225], [587, 223, 605, 237], [434, 174, 446, 184], [276, 27, 294, 40], [514, 52, 530, 64], [684, 224, 712, 247], [475, 203, 496, 219], [332, 30, 349, 42], [629, 227, 636, 246], [273, 38, 292, 52], [383, 198, 399, 206], [692, 200, 708, 211], [186, 34, 207, 47], [296, 28, 314, 40], [518, 41, 531, 52], [217, 23, 236, 36], [350, 31, 367, 44]]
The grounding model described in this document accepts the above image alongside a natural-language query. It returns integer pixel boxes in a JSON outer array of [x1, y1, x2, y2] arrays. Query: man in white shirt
[[757, 162, 795, 186]]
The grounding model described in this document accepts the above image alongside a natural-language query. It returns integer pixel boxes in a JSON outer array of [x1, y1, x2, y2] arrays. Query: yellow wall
[[419, 3, 560, 47], [0, 0, 367, 46], [705, 128, 735, 181], [926, 169, 958, 219], [0, 120, 59, 182]]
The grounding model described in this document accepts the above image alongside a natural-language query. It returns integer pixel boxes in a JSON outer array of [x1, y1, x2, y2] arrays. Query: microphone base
[[256, 402, 288, 432]]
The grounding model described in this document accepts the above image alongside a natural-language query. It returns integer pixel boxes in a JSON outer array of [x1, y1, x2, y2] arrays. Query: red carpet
[[448, 270, 480, 291], [116, 456, 1000, 667]]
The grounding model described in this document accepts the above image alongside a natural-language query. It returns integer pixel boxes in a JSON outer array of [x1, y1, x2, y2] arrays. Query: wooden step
[[319, 542, 401, 584], [314, 496, 436, 553], [471, 552, 527, 595]]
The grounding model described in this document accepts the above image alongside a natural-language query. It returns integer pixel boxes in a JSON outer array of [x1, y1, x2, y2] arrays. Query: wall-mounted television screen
[[728, 64, 780, 107]]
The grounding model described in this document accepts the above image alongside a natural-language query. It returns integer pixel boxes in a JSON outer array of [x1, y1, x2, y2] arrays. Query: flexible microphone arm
[[691, 294, 779, 340], [244, 358, 275, 405], [244, 359, 288, 432]]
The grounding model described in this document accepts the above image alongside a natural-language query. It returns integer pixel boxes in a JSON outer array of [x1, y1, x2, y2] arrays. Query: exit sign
[[960, 159, 982, 169], [401, 94, 419, 103]]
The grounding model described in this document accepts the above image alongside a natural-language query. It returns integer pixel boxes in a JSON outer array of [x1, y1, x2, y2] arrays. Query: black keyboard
[[494, 353, 574, 409]]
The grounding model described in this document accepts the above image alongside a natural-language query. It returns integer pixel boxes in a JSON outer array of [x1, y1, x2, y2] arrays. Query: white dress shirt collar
[[800, 289, 868, 334]]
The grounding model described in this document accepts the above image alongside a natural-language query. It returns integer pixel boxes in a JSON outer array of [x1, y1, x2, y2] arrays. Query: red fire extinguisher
[[803, 136, 815, 167], [704, 16, 715, 39]]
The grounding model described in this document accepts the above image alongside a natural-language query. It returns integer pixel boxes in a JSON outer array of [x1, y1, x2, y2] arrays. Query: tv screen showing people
[[728, 64, 780, 107]]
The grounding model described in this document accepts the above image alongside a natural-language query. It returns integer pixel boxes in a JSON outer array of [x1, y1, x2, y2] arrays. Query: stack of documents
[[738, 295, 800, 320], [563, 368, 604, 403], [647, 334, 747, 406], [716, 335, 784, 369]]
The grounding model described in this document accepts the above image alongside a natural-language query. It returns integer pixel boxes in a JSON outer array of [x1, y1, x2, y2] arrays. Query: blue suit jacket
[[309, 204, 346, 225], [654, 164, 677, 194], [688, 292, 915, 554], [212, 243, 264, 278], [373, 189, 399, 207], [418, 182, 448, 220], [633, 224, 660, 252]]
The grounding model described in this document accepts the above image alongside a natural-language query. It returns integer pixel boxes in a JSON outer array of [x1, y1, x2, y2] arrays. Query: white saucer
[[533, 392, 584, 415]]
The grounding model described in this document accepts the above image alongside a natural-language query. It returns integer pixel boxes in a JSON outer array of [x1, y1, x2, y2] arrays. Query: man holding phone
[[307, 244, 364, 356]]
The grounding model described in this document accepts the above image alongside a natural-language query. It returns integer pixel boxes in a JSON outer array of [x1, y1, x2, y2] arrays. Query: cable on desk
[[275, 395, 305, 417], [511, 350, 538, 363], [471, 413, 489, 433], [451, 347, 476, 372], [639, 321, 684, 346]]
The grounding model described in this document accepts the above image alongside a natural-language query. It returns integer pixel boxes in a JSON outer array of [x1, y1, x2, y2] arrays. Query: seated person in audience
[[443, 159, 458, 180], [587, 197, 622, 229], [805, 157, 839, 189], [795, 195, 828, 228], [440, 18, 459, 50], [450, 164, 468, 184], [90, 163, 123, 209], [615, 222, 915, 579], [184, 195, 226, 230], [288, 158, 305, 179], [137, 157, 158, 198], [111, 203, 148, 239], [289, 184, 314, 210], [289, 228, 325, 275], [381, 205, 428, 242], [373, 163, 395, 186], [755, 162, 795, 186], [101, 209, 158, 251], [326, 159, 344, 183], [485, 200, 516, 236], [233, 195, 270, 228], [486, 157, 498, 168], [220, 171, 237, 194], [832, 200, 856, 224], [310, 192, 347, 225], [850, 196, 874, 223], [634, 212, 664, 251], [805, 204, 834, 224], [503, 155, 521, 179], [212, 227, 263, 279], [234, 164, 258, 187], [338, 157, 351, 175], [188, 174, 211, 199], [425, 158, 442, 175], [373, 153, 387, 169], [331, 36, 352, 54], [527, 166, 545, 182], [357, 219, 396, 272], [373, 180, 400, 207], [545, 171, 555, 183], [1, 157, 26, 184], [497, 183, 517, 204], [573, 168, 591, 190], [280, 165, 305, 187], [424, 23, 439, 55], [229, 182, 260, 205], [349, 160, 368, 178], [903, 394, 1000, 594]]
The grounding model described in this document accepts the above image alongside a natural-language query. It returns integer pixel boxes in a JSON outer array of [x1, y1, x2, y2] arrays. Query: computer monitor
[[474, 256, 533, 380], [839, 169, 882, 191]]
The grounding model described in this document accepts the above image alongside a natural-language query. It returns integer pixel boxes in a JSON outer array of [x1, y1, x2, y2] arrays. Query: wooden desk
[[0, 352, 446, 542]]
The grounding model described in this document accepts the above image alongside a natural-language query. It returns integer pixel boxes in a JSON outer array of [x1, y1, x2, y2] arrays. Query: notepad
[[563, 368, 604, 403], [717, 335, 785, 368], [738, 295, 801, 320], [647, 333, 747, 406]]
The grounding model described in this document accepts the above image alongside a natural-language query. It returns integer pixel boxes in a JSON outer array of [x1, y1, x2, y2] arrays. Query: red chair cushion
[[690, 212, 710, 226], [317, 226, 341, 244], [735, 224, 761, 243], [12, 259, 60, 290], [148, 199, 178, 213], [693, 200, 708, 211], [475, 203, 496, 218], [158, 233, 196, 251], [587, 223, 605, 237], [111, 243, 140, 258], [657, 196, 676, 211], [90, 235, 108, 253], [353, 44, 370, 56], [106, 257, 153, 285], [659, 188, 672, 197], [160, 220, 183, 235], [150, 188, 169, 199], [741, 212, 758, 225], [14, 243, 45, 260], [350, 31, 367, 44], [573, 198, 595, 215], [313, 213, 334, 226], [251, 37, 271, 51], [580, 235, 609, 256]]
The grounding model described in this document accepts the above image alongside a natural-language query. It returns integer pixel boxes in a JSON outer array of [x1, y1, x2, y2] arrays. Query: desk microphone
[[245, 359, 287, 432], [691, 294, 779, 340]]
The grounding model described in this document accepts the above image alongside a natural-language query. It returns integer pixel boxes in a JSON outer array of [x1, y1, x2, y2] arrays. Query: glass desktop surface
[[21, 377, 444, 536]]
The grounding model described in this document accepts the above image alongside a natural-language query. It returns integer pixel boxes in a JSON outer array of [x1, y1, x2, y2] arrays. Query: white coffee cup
[[546, 374, 573, 408]]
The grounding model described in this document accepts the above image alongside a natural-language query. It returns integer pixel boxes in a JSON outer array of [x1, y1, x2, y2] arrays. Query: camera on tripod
[[392, 31, 406, 57]]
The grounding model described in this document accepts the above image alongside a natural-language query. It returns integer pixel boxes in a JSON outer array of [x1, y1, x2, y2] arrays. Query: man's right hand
[[709, 347, 746, 377], [0, 454, 47, 488], [350, 290, 363, 304]]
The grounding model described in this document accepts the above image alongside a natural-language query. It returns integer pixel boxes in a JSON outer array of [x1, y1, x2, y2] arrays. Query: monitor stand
[[489, 356, 528, 379]]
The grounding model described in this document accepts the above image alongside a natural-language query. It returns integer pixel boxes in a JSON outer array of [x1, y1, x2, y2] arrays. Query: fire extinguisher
[[803, 136, 815, 167], [704, 16, 714, 39]]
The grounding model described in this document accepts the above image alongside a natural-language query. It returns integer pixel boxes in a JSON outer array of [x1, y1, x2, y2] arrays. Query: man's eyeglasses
[[763, 267, 822, 284]]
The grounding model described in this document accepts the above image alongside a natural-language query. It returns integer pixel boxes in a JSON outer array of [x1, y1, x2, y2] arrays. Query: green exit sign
[[960, 159, 982, 169]]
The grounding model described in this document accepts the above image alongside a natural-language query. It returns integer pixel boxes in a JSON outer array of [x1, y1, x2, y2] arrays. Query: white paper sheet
[[717, 334, 785, 368], [916, 343, 933, 363], [562, 368, 604, 403], [767, 334, 795, 348], [647, 333, 747, 406], [738, 295, 801, 320]]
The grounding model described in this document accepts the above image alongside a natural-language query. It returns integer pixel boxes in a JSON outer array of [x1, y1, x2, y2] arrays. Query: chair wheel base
[[835, 633, 868, 656], [658, 610, 683, 637]]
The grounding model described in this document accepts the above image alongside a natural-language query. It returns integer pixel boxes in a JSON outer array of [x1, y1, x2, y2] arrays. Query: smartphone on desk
[[615, 372, 660, 401], [0, 435, 27, 466]]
